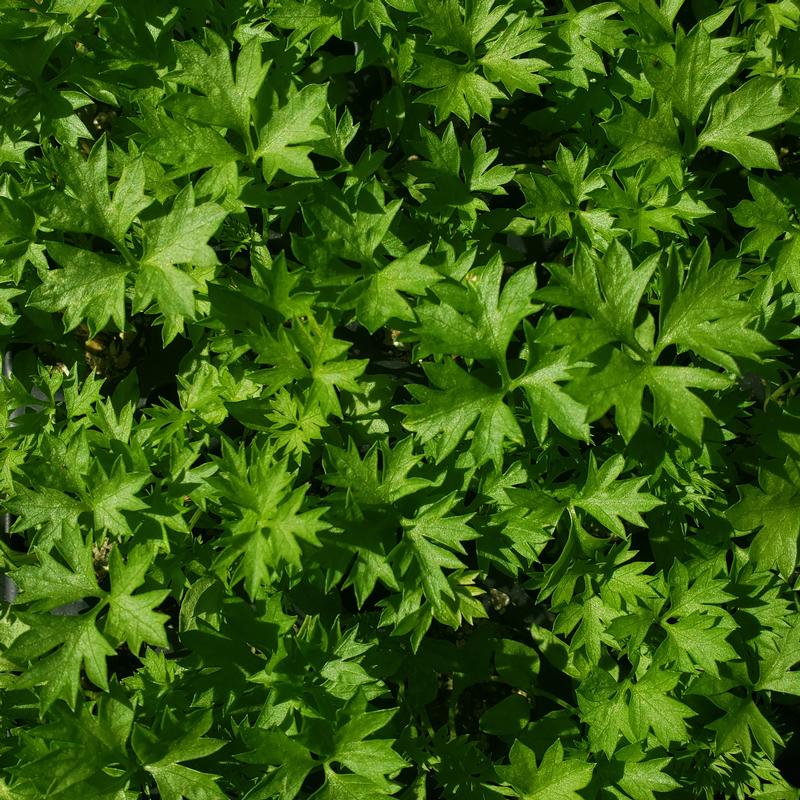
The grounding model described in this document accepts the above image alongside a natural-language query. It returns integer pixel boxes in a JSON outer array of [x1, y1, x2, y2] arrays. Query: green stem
[[113, 238, 138, 271], [766, 374, 800, 406], [498, 357, 512, 390], [244, 125, 257, 162], [528, 686, 578, 713]]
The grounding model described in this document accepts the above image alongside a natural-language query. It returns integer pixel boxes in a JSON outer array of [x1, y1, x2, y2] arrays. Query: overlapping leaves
[[0, 1, 799, 799]]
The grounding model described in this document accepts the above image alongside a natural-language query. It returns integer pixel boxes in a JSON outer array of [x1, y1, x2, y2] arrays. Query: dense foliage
[[1, 0, 800, 797]]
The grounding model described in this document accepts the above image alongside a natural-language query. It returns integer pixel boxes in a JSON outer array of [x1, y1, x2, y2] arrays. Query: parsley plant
[[1, 1, 800, 798]]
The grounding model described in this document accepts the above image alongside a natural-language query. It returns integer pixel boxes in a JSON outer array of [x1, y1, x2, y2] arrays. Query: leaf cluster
[[1, 0, 800, 798]]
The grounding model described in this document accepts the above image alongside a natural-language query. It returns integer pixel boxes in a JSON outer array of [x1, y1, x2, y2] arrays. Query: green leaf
[[341, 244, 441, 333], [414, 256, 538, 365], [331, 708, 407, 786], [561, 591, 620, 664], [572, 349, 731, 442], [105, 545, 169, 653], [603, 101, 684, 185], [135, 184, 226, 340], [516, 344, 591, 443], [479, 693, 530, 735], [135, 712, 227, 800], [413, 0, 506, 55], [268, 0, 342, 50], [731, 177, 794, 259], [0, 288, 22, 329], [85, 459, 149, 538], [398, 359, 524, 466], [613, 749, 681, 800], [578, 669, 630, 756], [494, 639, 541, 690], [536, 242, 658, 352], [134, 260, 198, 341], [572, 453, 663, 537], [4, 4, 800, 795], [400, 493, 478, 622], [146, 764, 227, 800], [249, 315, 368, 418], [314, 770, 394, 800], [140, 185, 226, 269], [6, 485, 85, 551], [628, 668, 693, 748], [264, 390, 326, 457], [40, 137, 151, 245], [254, 84, 329, 181], [663, 557, 736, 619], [517, 146, 614, 248], [496, 739, 594, 800], [296, 180, 402, 268], [10, 693, 134, 798], [708, 694, 783, 759], [554, 3, 627, 87], [0, 133, 36, 165], [656, 241, 774, 371], [659, 612, 737, 676], [6, 614, 116, 711], [29, 243, 129, 338], [323, 437, 432, 508], [756, 619, 800, 695], [410, 54, 504, 124], [593, 172, 713, 247], [662, 22, 742, 124], [727, 458, 800, 579], [776, 231, 800, 291], [137, 104, 241, 177], [480, 16, 549, 95], [212, 441, 329, 599], [11, 531, 101, 611], [237, 730, 315, 800], [170, 30, 268, 141], [697, 78, 795, 169], [601, 555, 658, 609]]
